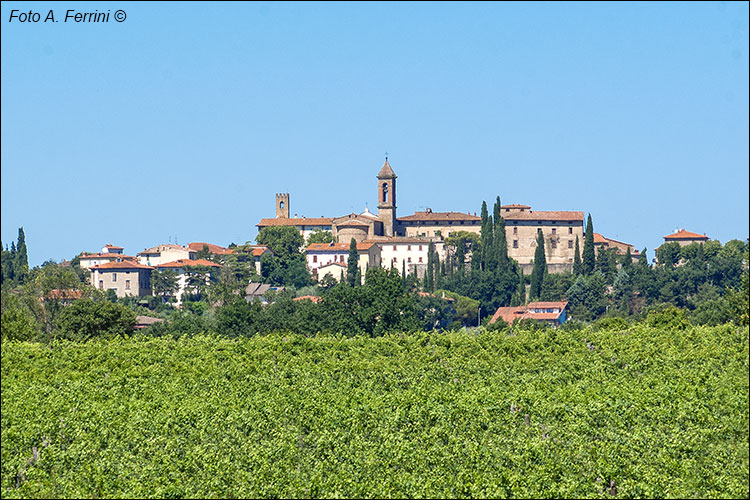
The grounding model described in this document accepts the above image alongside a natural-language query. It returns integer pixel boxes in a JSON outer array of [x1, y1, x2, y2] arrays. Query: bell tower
[[275, 193, 290, 218], [377, 157, 397, 236]]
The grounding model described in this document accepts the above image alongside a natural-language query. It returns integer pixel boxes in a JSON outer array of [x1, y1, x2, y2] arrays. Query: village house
[[305, 241, 381, 280], [245, 283, 285, 305], [490, 301, 568, 327], [315, 261, 348, 282], [662, 229, 709, 247], [89, 260, 154, 298], [593, 233, 641, 262], [137, 244, 196, 267]]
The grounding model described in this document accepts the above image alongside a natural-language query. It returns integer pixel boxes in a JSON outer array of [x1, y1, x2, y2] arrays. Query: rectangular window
[[552, 228, 556, 234], [125, 280, 131, 290], [419, 245, 423, 251], [393, 257, 397, 263], [393, 245, 397, 251], [513, 240, 518, 248], [568, 240, 574, 249], [419, 257, 423, 263], [112, 273, 117, 282], [407, 257, 412, 263], [569, 227, 573, 234], [551, 240, 557, 249], [407, 245, 411, 251], [313, 255, 317, 263], [513, 227, 517, 235], [99, 280, 103, 289]]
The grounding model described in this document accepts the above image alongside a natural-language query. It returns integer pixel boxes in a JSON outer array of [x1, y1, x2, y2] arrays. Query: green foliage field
[[2, 325, 748, 498]]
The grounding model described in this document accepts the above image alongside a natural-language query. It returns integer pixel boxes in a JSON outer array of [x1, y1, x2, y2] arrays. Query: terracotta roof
[[500, 204, 531, 209], [156, 259, 222, 269], [370, 237, 437, 245], [251, 247, 271, 257], [134, 315, 165, 329], [593, 233, 607, 244], [593, 233, 635, 250], [307, 242, 377, 252], [377, 159, 396, 178], [398, 211, 481, 222], [490, 302, 567, 324], [187, 242, 234, 255], [293, 295, 322, 303], [80, 253, 137, 261], [44, 289, 83, 300], [503, 211, 584, 222], [90, 261, 154, 270], [663, 229, 708, 241], [528, 301, 568, 309], [104, 244, 123, 249], [257, 217, 334, 227]]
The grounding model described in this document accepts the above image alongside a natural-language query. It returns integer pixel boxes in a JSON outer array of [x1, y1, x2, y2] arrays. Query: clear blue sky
[[2, 1, 748, 266]]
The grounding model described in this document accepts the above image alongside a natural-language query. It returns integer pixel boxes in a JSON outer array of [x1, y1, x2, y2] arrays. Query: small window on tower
[[382, 183, 389, 203], [280, 201, 285, 209]]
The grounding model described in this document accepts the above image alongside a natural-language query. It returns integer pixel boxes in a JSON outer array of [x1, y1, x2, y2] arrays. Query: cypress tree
[[514, 265, 526, 306], [481, 211, 494, 273], [573, 236, 582, 275], [402, 260, 407, 284], [582, 214, 595, 275], [621, 247, 633, 271], [529, 229, 547, 300], [494, 197, 508, 267], [435, 253, 442, 290], [15, 227, 28, 284], [639, 248, 649, 268], [424, 242, 435, 292], [347, 238, 359, 286], [456, 240, 465, 276]]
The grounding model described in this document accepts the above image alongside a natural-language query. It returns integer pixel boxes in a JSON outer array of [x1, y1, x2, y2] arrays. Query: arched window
[[382, 183, 389, 203], [280, 201, 285, 209]]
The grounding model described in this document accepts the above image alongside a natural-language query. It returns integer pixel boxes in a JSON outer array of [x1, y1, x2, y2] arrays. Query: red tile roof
[[663, 229, 708, 241], [138, 244, 193, 256], [156, 259, 222, 269], [44, 289, 83, 300], [503, 211, 584, 222], [187, 242, 234, 255], [593, 233, 607, 244], [337, 219, 371, 228], [293, 295, 322, 303], [398, 211, 481, 222], [307, 242, 377, 252], [251, 247, 271, 257], [104, 244, 123, 249], [490, 302, 567, 324], [257, 217, 334, 228], [90, 261, 154, 270], [500, 204, 531, 209]]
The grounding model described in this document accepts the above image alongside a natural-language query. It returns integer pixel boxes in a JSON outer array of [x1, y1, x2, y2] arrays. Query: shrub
[[644, 304, 690, 330]]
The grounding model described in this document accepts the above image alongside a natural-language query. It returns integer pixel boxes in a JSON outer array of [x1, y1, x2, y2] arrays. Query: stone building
[[502, 205, 584, 274], [89, 260, 153, 298]]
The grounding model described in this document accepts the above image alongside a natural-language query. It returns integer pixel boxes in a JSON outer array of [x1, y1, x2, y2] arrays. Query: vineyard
[[2, 325, 748, 498]]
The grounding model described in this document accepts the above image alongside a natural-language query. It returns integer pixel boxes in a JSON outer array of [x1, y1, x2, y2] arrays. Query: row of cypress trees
[[1, 227, 29, 285]]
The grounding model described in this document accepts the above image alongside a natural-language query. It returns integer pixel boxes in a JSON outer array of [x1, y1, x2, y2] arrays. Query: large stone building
[[257, 158, 587, 275]]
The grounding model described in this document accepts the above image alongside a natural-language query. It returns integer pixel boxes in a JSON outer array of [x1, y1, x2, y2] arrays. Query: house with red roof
[[490, 301, 568, 327], [663, 229, 709, 247], [593, 233, 641, 262], [90, 260, 154, 298], [306, 241, 381, 281]]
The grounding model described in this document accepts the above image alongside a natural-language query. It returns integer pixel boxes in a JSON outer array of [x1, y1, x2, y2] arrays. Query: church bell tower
[[377, 157, 397, 237]]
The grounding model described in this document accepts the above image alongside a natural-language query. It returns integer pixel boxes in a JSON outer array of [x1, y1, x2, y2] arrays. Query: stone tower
[[377, 158, 397, 236], [275, 193, 290, 218]]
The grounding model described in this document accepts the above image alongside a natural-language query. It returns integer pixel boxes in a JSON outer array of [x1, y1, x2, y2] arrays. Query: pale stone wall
[[92, 269, 151, 298], [505, 220, 584, 274], [378, 240, 445, 276], [137, 246, 195, 267]]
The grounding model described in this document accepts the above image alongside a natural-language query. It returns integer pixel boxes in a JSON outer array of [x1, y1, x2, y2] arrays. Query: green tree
[[14, 227, 29, 284], [657, 242, 681, 267], [582, 215, 595, 275], [529, 229, 547, 300], [306, 230, 334, 246], [195, 244, 212, 261], [152, 269, 179, 302], [56, 298, 136, 340], [257, 226, 311, 288], [424, 241, 435, 292], [347, 238, 359, 287]]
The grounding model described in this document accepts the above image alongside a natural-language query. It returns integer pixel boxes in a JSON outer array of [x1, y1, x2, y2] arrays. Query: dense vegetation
[[2, 323, 747, 498]]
